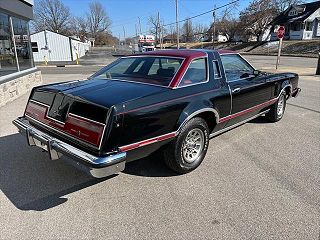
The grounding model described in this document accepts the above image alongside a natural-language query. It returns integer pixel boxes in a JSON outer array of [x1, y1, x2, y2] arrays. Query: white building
[[270, 1, 320, 40], [31, 30, 90, 62]]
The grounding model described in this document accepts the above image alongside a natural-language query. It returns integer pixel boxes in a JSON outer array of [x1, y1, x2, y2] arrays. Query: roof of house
[[271, 1, 320, 25]]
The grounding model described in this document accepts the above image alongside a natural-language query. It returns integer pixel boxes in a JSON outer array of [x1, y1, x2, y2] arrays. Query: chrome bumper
[[13, 117, 126, 178]]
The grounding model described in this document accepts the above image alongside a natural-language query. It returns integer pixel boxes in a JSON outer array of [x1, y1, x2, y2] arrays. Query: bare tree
[[182, 18, 194, 42], [148, 15, 160, 42], [32, 0, 72, 34], [163, 25, 177, 43], [87, 1, 112, 38], [272, 0, 305, 12], [206, 1, 240, 42], [240, 0, 278, 41], [209, 9, 240, 41], [193, 23, 208, 41], [71, 16, 88, 37]]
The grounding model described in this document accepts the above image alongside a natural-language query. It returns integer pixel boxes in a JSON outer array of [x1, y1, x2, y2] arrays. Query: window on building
[[305, 22, 313, 31], [0, 13, 18, 77], [289, 10, 298, 16], [11, 17, 33, 71], [31, 42, 38, 52], [291, 22, 302, 31]]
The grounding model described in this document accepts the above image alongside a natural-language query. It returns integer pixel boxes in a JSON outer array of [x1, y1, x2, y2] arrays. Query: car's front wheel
[[163, 117, 209, 174], [266, 91, 287, 122]]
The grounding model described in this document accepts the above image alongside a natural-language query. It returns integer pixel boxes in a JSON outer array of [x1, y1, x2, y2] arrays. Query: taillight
[[25, 100, 106, 147], [64, 113, 105, 146], [25, 101, 48, 120]]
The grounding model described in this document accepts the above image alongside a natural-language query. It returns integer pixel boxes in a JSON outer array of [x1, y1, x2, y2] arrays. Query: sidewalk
[[259, 66, 319, 79]]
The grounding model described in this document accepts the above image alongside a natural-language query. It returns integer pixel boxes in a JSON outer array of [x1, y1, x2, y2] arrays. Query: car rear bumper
[[13, 117, 126, 178]]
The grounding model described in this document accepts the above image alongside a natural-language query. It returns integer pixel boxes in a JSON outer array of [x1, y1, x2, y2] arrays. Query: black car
[[13, 49, 301, 178]]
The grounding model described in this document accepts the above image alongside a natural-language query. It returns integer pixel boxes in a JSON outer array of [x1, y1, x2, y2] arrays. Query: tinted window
[[92, 57, 183, 87], [220, 54, 254, 82], [179, 58, 207, 87]]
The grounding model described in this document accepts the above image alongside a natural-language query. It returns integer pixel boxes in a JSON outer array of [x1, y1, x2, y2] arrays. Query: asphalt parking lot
[[0, 56, 319, 239]]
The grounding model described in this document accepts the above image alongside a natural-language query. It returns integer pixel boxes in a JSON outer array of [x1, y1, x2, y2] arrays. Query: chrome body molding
[[210, 110, 270, 138], [13, 117, 126, 178], [177, 108, 220, 133]]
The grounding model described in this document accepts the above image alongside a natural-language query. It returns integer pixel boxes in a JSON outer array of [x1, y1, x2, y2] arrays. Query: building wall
[[70, 39, 90, 61], [31, 31, 72, 62], [31, 31, 90, 62], [0, 70, 41, 107]]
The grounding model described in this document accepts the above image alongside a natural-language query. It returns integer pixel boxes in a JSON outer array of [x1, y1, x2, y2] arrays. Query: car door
[[220, 54, 271, 126]]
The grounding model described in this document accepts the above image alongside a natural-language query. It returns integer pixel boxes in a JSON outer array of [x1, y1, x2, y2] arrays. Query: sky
[[61, 0, 251, 38], [62, 0, 312, 39]]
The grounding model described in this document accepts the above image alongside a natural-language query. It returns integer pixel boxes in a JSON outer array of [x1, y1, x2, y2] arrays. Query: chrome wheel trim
[[182, 128, 205, 163], [277, 94, 285, 117]]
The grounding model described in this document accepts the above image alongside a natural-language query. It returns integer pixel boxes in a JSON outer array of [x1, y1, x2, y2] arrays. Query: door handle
[[232, 88, 241, 93]]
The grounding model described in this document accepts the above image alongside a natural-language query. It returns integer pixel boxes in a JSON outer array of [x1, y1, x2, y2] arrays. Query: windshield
[[91, 56, 184, 87]]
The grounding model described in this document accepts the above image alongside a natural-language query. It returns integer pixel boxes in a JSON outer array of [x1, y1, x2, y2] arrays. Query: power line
[[162, 0, 239, 28], [121, 0, 239, 39]]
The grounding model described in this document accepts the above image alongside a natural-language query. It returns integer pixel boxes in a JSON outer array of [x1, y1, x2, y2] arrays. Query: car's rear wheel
[[266, 91, 286, 122], [163, 117, 209, 174]]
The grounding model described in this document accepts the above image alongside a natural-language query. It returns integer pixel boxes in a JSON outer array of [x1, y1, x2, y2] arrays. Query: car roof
[[133, 49, 237, 58]]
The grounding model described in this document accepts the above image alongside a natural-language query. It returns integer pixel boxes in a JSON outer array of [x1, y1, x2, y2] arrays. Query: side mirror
[[253, 70, 261, 76]]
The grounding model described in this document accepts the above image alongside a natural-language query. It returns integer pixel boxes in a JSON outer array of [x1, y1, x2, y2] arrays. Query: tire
[[163, 117, 209, 174], [266, 91, 286, 122]]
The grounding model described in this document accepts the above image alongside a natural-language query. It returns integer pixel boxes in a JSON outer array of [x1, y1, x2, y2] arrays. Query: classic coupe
[[13, 49, 301, 178]]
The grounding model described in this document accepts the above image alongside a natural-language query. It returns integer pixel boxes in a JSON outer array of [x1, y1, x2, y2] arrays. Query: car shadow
[[248, 115, 271, 124], [0, 133, 115, 211], [124, 152, 179, 178]]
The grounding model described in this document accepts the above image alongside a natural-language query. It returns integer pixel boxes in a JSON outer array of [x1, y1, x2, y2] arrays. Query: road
[[0, 57, 319, 239]]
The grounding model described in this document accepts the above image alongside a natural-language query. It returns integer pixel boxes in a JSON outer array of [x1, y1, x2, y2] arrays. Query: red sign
[[277, 26, 285, 39]]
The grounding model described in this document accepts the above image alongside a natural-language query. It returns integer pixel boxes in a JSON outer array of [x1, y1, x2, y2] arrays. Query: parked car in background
[[13, 49, 301, 178]]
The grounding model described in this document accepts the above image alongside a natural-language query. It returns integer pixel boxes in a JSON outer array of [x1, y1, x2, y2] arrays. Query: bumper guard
[[13, 117, 126, 178]]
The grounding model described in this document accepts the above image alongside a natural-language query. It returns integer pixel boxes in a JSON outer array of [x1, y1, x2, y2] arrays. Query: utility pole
[[138, 17, 142, 35], [316, 42, 320, 75], [157, 12, 163, 49], [123, 26, 126, 47], [212, 4, 216, 48], [175, 0, 180, 49], [118, 33, 121, 49]]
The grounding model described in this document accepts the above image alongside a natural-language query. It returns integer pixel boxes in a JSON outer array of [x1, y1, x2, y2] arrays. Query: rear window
[[92, 56, 184, 87]]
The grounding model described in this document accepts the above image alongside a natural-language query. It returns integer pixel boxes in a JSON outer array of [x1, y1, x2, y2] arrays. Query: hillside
[[160, 40, 319, 58]]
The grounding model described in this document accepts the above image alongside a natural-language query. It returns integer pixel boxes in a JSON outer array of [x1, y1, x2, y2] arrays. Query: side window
[[220, 54, 254, 82], [212, 60, 221, 79], [179, 58, 207, 87]]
